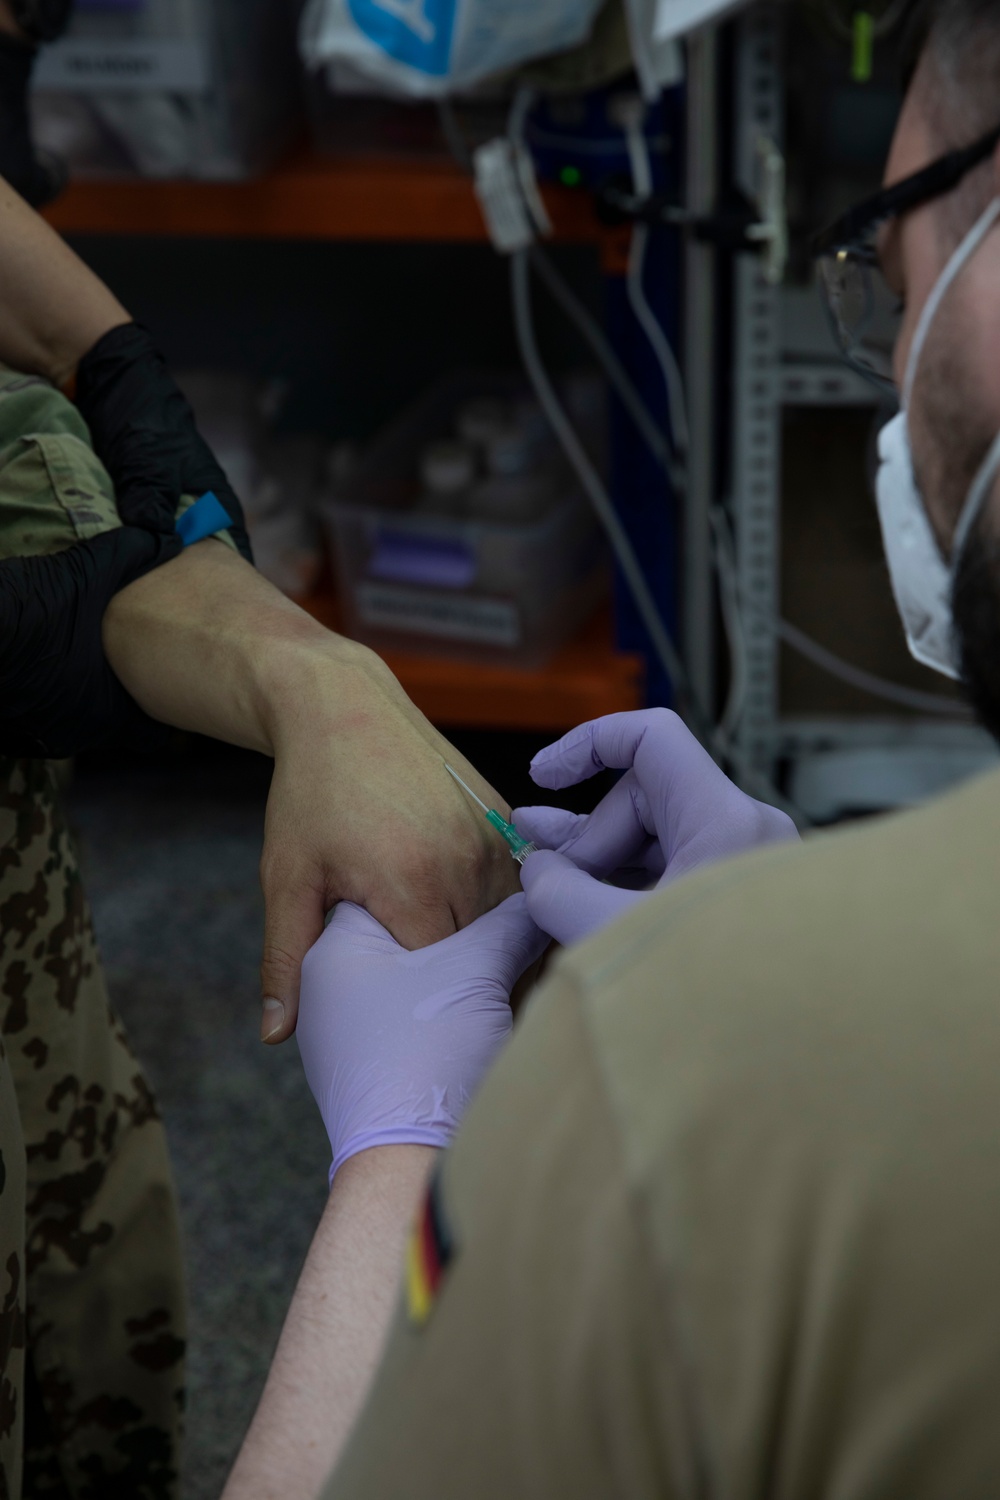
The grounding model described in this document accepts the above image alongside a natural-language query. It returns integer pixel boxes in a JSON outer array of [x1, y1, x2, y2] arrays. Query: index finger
[[530, 709, 703, 790], [548, 773, 653, 877]]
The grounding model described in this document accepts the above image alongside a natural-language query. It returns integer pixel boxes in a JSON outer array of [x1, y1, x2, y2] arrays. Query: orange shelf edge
[[43, 151, 630, 727], [294, 595, 644, 731], [43, 148, 602, 244]]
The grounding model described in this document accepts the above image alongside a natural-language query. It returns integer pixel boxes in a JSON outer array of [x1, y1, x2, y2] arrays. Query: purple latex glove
[[516, 709, 798, 947], [297, 894, 546, 1184]]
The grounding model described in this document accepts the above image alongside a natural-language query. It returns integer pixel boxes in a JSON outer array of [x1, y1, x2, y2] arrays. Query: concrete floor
[[68, 747, 330, 1500]]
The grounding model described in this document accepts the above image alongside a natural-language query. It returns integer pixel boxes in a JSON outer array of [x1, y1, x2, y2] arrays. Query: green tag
[[852, 10, 874, 83]]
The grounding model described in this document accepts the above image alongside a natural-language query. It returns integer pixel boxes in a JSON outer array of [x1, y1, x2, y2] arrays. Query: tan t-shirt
[[325, 765, 1000, 1499]]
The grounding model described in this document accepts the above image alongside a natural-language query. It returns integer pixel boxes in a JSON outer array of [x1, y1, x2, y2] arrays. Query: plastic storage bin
[[176, 369, 325, 596], [31, 0, 302, 179], [323, 374, 608, 669]]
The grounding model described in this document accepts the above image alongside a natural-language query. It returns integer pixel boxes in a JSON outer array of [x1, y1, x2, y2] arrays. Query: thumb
[[446, 893, 548, 992], [259, 872, 327, 1045], [512, 805, 586, 850], [519, 849, 647, 946]]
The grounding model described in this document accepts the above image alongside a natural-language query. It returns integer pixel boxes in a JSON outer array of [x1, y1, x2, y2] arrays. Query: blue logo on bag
[[347, 0, 455, 76]]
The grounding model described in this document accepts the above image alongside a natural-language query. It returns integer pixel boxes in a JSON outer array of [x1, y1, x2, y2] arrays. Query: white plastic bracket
[[473, 137, 552, 255]]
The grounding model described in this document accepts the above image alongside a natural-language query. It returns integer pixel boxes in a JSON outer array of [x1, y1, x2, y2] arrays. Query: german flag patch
[[406, 1171, 453, 1327]]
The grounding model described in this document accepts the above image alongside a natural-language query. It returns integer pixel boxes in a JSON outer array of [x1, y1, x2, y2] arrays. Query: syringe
[[444, 763, 538, 866]]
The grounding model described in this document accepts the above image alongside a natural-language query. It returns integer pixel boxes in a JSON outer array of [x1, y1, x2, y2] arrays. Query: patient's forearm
[[102, 540, 371, 755], [0, 176, 129, 384], [101, 536, 523, 1029]]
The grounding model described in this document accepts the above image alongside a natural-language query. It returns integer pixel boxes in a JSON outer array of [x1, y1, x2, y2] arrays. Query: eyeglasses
[[813, 122, 1000, 394]]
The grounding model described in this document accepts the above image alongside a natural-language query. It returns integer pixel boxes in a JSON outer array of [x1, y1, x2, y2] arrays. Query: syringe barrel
[[485, 809, 536, 864]]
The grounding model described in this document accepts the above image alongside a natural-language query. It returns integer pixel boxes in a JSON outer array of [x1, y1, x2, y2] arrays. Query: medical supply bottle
[[416, 440, 476, 518], [469, 422, 556, 524]]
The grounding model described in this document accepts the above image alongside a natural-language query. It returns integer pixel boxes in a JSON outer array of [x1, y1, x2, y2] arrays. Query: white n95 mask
[[875, 410, 960, 676], [874, 196, 1000, 679]]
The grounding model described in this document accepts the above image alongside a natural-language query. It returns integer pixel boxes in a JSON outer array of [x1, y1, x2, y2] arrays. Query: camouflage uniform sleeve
[[0, 756, 187, 1498], [0, 363, 189, 1496], [0, 364, 237, 560]]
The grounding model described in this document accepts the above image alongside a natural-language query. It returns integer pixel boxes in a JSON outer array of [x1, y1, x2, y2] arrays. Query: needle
[[444, 763, 538, 866]]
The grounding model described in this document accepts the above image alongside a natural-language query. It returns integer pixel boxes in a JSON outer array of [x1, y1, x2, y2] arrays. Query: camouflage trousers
[[0, 367, 190, 1498]]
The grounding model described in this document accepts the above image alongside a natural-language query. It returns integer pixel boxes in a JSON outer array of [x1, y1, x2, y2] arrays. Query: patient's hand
[[258, 640, 523, 1042]]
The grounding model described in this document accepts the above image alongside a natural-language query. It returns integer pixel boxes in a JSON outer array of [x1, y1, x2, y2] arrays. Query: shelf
[[42, 147, 602, 244], [295, 595, 644, 731], [41, 150, 637, 729]]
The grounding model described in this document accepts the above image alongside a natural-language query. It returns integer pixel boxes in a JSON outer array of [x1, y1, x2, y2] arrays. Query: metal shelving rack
[[46, 152, 644, 734], [717, 2, 997, 819], [730, 2, 785, 776]]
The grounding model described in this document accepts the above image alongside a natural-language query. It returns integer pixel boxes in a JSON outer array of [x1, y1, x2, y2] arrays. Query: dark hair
[[913, 3, 1000, 742], [898, 1, 1000, 239], [953, 504, 1000, 744], [904, 1, 1000, 138], [901, 1, 934, 90]]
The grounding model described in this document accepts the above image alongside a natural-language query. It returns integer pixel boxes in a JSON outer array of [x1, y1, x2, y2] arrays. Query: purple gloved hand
[[516, 709, 798, 947], [297, 894, 546, 1184]]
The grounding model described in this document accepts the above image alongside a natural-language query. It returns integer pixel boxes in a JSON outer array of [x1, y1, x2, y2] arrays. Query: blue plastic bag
[[301, 0, 603, 96]]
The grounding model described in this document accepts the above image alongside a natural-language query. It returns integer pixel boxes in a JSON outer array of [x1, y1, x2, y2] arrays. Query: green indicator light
[[560, 165, 582, 187], [852, 11, 874, 83]]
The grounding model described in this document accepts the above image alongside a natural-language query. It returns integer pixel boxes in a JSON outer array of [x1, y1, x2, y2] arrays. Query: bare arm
[[0, 173, 519, 1030], [102, 540, 338, 757], [222, 1147, 434, 1500], [102, 542, 520, 1042], [0, 174, 130, 385], [218, 853, 543, 1498]]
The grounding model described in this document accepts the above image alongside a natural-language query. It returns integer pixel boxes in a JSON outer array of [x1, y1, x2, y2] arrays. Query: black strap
[[0, 528, 183, 758]]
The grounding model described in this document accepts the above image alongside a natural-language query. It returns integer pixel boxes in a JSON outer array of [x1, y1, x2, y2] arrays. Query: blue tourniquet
[[176, 491, 232, 548]]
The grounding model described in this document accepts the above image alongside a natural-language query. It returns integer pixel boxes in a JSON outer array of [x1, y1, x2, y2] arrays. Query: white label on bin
[[357, 583, 521, 647], [34, 40, 211, 94]]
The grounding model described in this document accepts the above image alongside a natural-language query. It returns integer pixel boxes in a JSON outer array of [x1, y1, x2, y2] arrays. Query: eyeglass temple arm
[[812, 121, 1000, 258]]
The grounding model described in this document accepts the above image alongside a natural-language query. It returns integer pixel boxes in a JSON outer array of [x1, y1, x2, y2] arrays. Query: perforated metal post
[[731, 3, 783, 777], [725, 3, 997, 814], [683, 26, 718, 723]]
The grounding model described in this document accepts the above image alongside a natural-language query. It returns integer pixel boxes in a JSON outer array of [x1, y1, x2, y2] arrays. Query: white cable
[[507, 99, 963, 819], [620, 105, 690, 456], [529, 247, 678, 478], [507, 85, 534, 146], [776, 619, 972, 717], [526, 253, 753, 741], [512, 250, 810, 824], [710, 507, 748, 737], [708, 501, 969, 717], [499, 87, 956, 725], [527, 243, 968, 722], [526, 249, 754, 735], [511, 249, 691, 705]]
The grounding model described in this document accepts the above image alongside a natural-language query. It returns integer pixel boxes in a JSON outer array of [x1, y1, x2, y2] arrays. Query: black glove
[[0, 525, 183, 758], [75, 323, 254, 563]]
